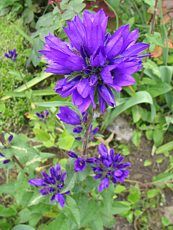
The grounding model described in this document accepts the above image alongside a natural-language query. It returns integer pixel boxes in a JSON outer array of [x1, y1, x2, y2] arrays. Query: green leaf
[[0, 102, 5, 112], [153, 172, 173, 183], [145, 82, 172, 98], [159, 66, 173, 83], [4, 89, 56, 98], [132, 130, 142, 147], [144, 159, 152, 167], [66, 196, 80, 227], [13, 24, 33, 44], [57, 130, 75, 151], [63, 173, 77, 193], [127, 187, 141, 204], [153, 127, 164, 147], [156, 141, 173, 154], [28, 194, 44, 207], [106, 0, 120, 8], [46, 214, 70, 230], [103, 91, 153, 128], [161, 216, 171, 227], [114, 185, 126, 194], [147, 189, 160, 198], [112, 201, 131, 215], [18, 209, 31, 223], [79, 198, 98, 226], [143, 0, 155, 7], [0, 205, 16, 217], [12, 225, 35, 230], [34, 101, 73, 108], [132, 106, 141, 123], [1, 72, 52, 101]]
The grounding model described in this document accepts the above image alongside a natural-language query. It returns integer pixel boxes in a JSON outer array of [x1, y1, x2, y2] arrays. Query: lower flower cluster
[[29, 164, 70, 207], [29, 106, 130, 207], [68, 143, 130, 192]]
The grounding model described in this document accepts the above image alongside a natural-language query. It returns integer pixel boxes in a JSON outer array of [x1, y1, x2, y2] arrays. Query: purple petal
[[77, 78, 91, 98], [8, 134, 13, 143], [55, 193, 65, 207], [98, 144, 108, 157], [3, 159, 10, 164], [122, 43, 149, 57], [57, 106, 81, 125], [114, 169, 123, 178], [0, 153, 5, 157], [98, 177, 110, 192], [74, 158, 86, 172], [29, 178, 46, 187], [40, 34, 85, 75], [73, 126, 83, 133], [68, 151, 78, 158], [98, 85, 115, 107]]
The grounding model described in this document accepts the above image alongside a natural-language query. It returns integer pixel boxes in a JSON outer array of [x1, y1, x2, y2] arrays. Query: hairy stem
[[82, 111, 94, 156], [150, 0, 159, 34], [12, 155, 29, 177]]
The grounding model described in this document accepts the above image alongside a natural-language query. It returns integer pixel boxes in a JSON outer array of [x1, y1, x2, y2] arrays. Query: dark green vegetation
[[0, 0, 173, 229]]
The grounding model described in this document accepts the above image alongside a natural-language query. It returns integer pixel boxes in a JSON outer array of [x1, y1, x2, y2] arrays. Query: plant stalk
[[12, 155, 29, 177]]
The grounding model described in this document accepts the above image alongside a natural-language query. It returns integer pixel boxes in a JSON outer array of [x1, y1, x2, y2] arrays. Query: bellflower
[[73, 126, 83, 134], [92, 144, 131, 192], [36, 110, 49, 120], [40, 9, 149, 112], [4, 49, 17, 61], [68, 151, 96, 172], [29, 164, 69, 207], [57, 106, 81, 125]]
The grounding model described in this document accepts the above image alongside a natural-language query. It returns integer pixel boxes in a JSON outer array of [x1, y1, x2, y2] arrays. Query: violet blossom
[[4, 49, 17, 61], [92, 144, 131, 192], [29, 164, 69, 207], [40, 9, 149, 113], [36, 110, 49, 120]]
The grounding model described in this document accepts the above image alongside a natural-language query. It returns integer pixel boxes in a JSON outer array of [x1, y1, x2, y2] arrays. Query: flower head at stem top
[[29, 164, 69, 207], [40, 9, 149, 113]]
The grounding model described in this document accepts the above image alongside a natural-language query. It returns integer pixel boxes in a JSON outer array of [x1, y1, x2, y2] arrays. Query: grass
[[0, 16, 32, 132]]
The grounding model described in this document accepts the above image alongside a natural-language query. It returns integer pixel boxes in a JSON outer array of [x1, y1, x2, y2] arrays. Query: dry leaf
[[168, 39, 173, 48], [85, 0, 115, 18], [162, 0, 173, 24], [151, 46, 163, 58]]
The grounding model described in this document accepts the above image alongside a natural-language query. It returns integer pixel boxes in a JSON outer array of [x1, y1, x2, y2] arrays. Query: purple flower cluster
[[41, 10, 149, 112], [57, 106, 82, 126], [57, 106, 99, 139], [36, 110, 49, 120], [57, 106, 84, 137], [68, 144, 130, 192], [29, 164, 69, 207], [4, 49, 17, 61], [92, 144, 131, 192], [68, 151, 95, 172]]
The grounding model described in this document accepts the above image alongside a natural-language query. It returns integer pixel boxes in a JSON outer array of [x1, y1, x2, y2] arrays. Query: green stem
[[12, 155, 29, 177], [104, 0, 119, 29], [82, 111, 93, 156]]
